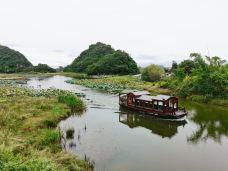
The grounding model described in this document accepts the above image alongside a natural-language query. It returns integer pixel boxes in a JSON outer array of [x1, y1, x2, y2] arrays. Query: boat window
[[158, 101, 163, 106], [169, 100, 173, 108], [136, 100, 139, 106], [153, 101, 158, 109], [158, 101, 163, 111]]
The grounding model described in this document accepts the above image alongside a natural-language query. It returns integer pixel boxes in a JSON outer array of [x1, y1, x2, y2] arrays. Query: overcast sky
[[0, 0, 227, 67]]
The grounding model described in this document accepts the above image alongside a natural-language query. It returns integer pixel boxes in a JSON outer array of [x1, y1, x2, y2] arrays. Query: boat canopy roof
[[136, 94, 173, 101], [120, 90, 176, 101], [131, 91, 150, 96], [120, 90, 150, 96]]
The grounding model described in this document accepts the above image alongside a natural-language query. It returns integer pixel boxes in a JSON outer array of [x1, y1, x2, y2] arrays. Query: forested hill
[[64, 42, 139, 75], [0, 45, 33, 73]]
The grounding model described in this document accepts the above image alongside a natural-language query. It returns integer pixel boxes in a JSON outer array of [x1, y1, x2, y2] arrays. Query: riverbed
[[27, 75, 228, 171]]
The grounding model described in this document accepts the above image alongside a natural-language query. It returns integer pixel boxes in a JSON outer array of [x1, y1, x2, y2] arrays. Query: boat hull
[[119, 104, 188, 119]]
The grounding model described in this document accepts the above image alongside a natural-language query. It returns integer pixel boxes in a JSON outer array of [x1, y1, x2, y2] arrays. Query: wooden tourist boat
[[119, 90, 188, 119]]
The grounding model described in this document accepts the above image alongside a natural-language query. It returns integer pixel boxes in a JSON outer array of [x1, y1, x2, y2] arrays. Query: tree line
[[141, 53, 228, 99]]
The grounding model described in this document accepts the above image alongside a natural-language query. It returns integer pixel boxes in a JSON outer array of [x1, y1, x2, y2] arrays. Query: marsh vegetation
[[0, 84, 92, 171]]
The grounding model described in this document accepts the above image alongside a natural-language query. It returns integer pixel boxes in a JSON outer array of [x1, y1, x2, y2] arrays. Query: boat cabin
[[119, 90, 185, 118]]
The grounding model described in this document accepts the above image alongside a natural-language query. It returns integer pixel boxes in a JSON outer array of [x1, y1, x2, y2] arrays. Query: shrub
[[141, 64, 165, 82]]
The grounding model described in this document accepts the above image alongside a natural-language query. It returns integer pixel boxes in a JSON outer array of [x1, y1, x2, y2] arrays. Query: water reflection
[[119, 110, 187, 138], [185, 102, 228, 144]]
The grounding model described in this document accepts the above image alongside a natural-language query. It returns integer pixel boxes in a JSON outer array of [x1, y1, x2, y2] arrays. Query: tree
[[176, 53, 228, 97], [33, 64, 56, 73], [141, 64, 165, 82], [178, 59, 195, 75], [206, 56, 226, 68], [171, 61, 178, 71]]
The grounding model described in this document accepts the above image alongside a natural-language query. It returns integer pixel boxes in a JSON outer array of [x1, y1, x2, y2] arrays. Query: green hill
[[0, 45, 33, 73], [65, 42, 139, 75], [34, 64, 56, 73]]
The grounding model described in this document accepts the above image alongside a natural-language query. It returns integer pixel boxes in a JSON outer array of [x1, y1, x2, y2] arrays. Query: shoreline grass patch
[[0, 85, 92, 171], [58, 94, 85, 113]]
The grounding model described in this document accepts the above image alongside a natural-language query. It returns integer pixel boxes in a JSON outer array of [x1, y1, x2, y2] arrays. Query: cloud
[[0, 0, 227, 67], [133, 54, 189, 67]]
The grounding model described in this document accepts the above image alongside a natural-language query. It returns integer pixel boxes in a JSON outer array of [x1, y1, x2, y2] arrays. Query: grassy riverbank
[[0, 85, 92, 171], [66, 74, 228, 107], [66, 75, 171, 95]]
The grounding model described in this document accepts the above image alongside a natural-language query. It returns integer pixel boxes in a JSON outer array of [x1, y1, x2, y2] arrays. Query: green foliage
[[0, 88, 90, 171], [52, 105, 65, 116], [168, 53, 228, 99], [171, 60, 178, 71], [0, 45, 33, 73], [0, 146, 55, 171], [38, 129, 61, 147], [141, 64, 165, 82], [0, 84, 79, 99], [86, 50, 139, 75], [58, 94, 84, 112], [34, 64, 56, 73], [178, 59, 195, 74], [64, 42, 139, 75]]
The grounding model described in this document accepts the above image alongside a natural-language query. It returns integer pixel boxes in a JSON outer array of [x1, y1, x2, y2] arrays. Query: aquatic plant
[[66, 75, 170, 95], [66, 128, 75, 139], [0, 84, 81, 99]]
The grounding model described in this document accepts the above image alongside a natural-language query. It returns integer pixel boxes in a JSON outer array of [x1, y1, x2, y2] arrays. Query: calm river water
[[27, 75, 228, 171]]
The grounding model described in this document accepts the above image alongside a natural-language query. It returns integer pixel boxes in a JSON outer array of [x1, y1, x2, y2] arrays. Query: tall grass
[[0, 87, 92, 171], [58, 94, 85, 112]]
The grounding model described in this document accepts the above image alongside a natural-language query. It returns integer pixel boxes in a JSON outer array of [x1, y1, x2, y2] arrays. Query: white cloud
[[0, 0, 227, 67]]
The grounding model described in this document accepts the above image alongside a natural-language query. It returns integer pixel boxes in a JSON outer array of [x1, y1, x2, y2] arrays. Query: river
[[27, 75, 228, 171]]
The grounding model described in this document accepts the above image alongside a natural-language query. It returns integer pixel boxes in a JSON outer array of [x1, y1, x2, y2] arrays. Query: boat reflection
[[119, 109, 187, 139]]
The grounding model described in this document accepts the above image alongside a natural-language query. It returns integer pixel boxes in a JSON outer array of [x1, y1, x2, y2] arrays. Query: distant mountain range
[[0, 42, 139, 74]]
